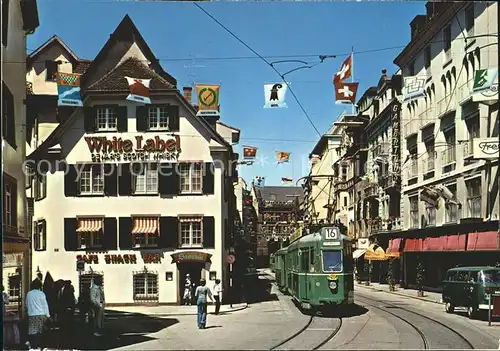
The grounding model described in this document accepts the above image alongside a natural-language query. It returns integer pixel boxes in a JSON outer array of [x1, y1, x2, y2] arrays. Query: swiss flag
[[333, 54, 352, 84], [334, 81, 359, 104]]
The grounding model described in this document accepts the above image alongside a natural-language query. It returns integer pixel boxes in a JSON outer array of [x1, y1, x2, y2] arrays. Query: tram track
[[269, 315, 342, 350], [356, 293, 475, 349]]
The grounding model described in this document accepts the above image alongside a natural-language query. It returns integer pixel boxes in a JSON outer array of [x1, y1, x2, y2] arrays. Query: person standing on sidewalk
[[195, 279, 213, 329], [90, 277, 105, 336], [213, 279, 222, 315], [26, 279, 51, 349]]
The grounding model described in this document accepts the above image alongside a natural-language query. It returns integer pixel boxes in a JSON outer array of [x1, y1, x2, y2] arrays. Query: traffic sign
[[227, 254, 236, 264], [76, 259, 85, 272]]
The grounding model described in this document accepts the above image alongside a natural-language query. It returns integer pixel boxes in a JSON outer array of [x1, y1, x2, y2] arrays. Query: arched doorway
[[171, 251, 212, 305]]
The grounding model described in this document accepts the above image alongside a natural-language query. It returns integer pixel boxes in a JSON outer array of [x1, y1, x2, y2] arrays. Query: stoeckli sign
[[85, 135, 181, 162], [170, 251, 212, 264]]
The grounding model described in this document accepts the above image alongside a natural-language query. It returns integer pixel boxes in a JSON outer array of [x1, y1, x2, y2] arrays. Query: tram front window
[[322, 251, 342, 272]]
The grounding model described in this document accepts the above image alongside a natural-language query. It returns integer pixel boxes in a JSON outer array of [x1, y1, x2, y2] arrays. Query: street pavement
[[21, 270, 499, 350]]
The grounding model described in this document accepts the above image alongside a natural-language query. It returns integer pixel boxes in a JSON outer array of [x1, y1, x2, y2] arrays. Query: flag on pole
[[125, 77, 152, 104], [243, 146, 257, 159], [281, 177, 293, 184], [56, 72, 83, 107], [472, 68, 498, 94], [402, 76, 428, 102], [334, 81, 359, 104], [264, 83, 288, 108], [333, 54, 352, 84], [276, 151, 290, 163]]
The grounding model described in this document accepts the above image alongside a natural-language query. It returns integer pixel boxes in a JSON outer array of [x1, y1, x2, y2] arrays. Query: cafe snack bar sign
[[171, 251, 212, 264], [85, 135, 181, 162]]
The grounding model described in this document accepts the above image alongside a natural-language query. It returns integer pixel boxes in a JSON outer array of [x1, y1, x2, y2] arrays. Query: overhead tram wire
[[192, 3, 322, 138]]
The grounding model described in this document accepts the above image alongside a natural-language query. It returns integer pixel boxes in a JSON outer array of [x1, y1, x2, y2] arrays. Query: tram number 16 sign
[[324, 228, 338, 240]]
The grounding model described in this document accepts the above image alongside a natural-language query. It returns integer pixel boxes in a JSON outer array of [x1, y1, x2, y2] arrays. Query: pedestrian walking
[[195, 279, 213, 329], [2, 285, 9, 314], [90, 276, 105, 336], [25, 279, 51, 349], [213, 279, 222, 315]]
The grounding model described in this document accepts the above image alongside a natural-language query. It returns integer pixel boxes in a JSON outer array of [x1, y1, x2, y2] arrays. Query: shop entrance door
[[178, 262, 204, 305]]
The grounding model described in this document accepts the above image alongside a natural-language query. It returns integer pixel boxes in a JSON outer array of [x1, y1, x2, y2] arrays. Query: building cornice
[[393, 2, 468, 68]]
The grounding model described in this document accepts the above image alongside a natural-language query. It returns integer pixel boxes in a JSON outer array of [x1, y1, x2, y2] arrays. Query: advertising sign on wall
[[473, 138, 499, 160]]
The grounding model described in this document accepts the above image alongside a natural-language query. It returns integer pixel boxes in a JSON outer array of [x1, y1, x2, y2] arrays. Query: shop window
[[79, 165, 104, 195], [33, 219, 47, 251], [34, 173, 47, 201], [466, 177, 481, 218], [179, 163, 202, 194], [133, 272, 159, 301], [179, 217, 203, 248], [96, 107, 117, 131], [8, 274, 21, 304], [148, 106, 169, 130], [133, 164, 158, 194]]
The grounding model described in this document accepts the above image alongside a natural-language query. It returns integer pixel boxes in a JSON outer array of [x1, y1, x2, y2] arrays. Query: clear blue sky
[[29, 0, 424, 187]]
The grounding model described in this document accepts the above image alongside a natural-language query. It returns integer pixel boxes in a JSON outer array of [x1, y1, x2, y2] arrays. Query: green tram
[[280, 226, 354, 313]]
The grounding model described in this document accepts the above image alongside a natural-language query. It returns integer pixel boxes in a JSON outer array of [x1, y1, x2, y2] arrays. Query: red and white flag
[[125, 76, 151, 104], [334, 81, 359, 104], [333, 54, 352, 84]]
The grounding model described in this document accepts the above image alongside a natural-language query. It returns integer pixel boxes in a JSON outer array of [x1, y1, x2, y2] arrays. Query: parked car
[[442, 266, 500, 319]]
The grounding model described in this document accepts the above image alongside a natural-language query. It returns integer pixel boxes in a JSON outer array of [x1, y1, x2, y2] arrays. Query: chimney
[[410, 15, 427, 40], [183, 87, 192, 104]]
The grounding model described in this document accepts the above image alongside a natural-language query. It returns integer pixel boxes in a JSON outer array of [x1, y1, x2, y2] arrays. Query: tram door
[[301, 248, 310, 300]]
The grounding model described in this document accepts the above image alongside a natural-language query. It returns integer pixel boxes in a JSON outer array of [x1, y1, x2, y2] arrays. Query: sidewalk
[[356, 281, 443, 304], [106, 302, 248, 316]]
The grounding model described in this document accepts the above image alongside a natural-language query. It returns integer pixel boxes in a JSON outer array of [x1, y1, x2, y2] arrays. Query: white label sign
[[324, 228, 338, 240], [473, 137, 499, 160]]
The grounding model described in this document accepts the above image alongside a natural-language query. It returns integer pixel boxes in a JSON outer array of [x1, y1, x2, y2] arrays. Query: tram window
[[322, 250, 342, 272], [301, 248, 310, 272], [310, 249, 315, 266]]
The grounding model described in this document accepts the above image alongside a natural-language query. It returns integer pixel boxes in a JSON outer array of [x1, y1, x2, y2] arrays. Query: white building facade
[[395, 1, 499, 289], [27, 15, 239, 305]]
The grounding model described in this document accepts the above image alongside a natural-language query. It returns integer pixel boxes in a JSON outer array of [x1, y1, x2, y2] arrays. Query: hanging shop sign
[[473, 137, 499, 160], [76, 254, 99, 264], [170, 251, 212, 264], [85, 135, 181, 162]]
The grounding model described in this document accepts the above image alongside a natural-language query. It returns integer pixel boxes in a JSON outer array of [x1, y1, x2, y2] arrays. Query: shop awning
[[403, 238, 423, 252], [365, 244, 387, 261], [423, 236, 446, 251], [444, 234, 467, 251], [386, 238, 402, 258], [132, 217, 159, 235], [76, 218, 103, 233], [353, 249, 366, 259], [467, 231, 500, 251]]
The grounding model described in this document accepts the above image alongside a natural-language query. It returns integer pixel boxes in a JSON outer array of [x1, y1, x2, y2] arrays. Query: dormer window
[[45, 60, 59, 81]]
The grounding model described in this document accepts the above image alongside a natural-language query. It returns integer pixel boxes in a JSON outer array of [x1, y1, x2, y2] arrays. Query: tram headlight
[[329, 281, 337, 289]]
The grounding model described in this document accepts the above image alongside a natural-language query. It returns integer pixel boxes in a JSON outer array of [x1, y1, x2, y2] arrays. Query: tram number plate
[[325, 228, 338, 240]]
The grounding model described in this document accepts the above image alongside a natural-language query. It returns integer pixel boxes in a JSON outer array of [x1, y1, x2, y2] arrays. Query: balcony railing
[[457, 79, 473, 103], [436, 93, 456, 116], [463, 139, 474, 158], [441, 145, 456, 166], [372, 143, 390, 158], [419, 107, 435, 129], [422, 154, 435, 173], [404, 119, 420, 138], [407, 157, 419, 179]]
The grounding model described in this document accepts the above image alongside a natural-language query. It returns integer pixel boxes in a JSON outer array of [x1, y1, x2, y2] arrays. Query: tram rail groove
[[269, 316, 342, 350], [357, 294, 475, 349]]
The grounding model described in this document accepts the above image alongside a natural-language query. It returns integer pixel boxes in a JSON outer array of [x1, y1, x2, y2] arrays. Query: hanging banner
[[276, 151, 290, 163], [281, 177, 293, 184], [333, 54, 352, 84], [196, 84, 220, 111], [56, 72, 83, 107], [243, 146, 257, 159], [402, 76, 428, 103], [264, 83, 288, 108], [125, 77, 152, 104], [334, 81, 359, 104], [472, 68, 498, 94]]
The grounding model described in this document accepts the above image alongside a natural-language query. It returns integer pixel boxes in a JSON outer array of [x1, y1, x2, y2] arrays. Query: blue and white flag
[[264, 83, 288, 108], [57, 72, 83, 107], [402, 76, 428, 103]]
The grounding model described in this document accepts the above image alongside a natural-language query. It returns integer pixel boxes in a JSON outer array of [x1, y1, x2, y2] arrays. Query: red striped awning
[[386, 238, 402, 258], [444, 234, 467, 251], [467, 231, 500, 251], [76, 218, 103, 233], [131, 217, 159, 235], [403, 238, 424, 252], [423, 236, 446, 251]]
